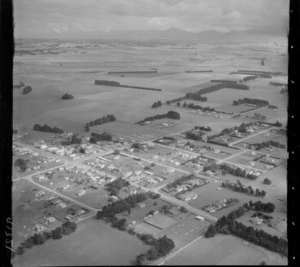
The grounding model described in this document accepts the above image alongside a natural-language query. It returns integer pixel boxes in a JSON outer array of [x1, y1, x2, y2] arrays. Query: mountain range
[[23, 27, 288, 42]]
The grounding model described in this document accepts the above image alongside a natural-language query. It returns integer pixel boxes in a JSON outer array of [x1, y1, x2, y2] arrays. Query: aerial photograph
[[11, 0, 288, 265]]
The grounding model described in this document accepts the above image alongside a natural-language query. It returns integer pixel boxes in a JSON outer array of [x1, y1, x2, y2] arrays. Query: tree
[[23, 85, 32, 95], [14, 158, 29, 172], [205, 225, 216, 238], [79, 147, 86, 154], [84, 123, 90, 132], [263, 178, 272, 185], [32, 233, 46, 245], [177, 102, 181, 106], [160, 205, 170, 213], [260, 261, 267, 265], [136, 253, 146, 265], [51, 227, 63, 239], [15, 246, 25, 255], [179, 206, 188, 213]]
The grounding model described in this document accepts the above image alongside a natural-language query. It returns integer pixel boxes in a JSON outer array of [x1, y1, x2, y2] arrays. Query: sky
[[14, 0, 289, 38]]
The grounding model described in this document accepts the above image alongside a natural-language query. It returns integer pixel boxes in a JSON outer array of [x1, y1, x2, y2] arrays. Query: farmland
[[12, 35, 288, 266], [163, 235, 287, 265]]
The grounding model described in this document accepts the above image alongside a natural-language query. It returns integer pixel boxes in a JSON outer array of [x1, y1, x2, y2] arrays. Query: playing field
[[164, 235, 287, 265], [12, 218, 150, 267]]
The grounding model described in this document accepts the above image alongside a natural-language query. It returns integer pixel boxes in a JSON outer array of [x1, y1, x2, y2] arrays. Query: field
[[13, 38, 288, 265], [144, 213, 177, 230], [11, 218, 150, 267], [156, 214, 210, 248], [188, 179, 261, 218], [164, 235, 287, 265]]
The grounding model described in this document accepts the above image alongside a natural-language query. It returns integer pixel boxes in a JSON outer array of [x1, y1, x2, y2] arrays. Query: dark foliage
[[136, 111, 180, 125], [33, 124, 64, 134], [22, 85, 32, 95], [61, 93, 74, 100], [87, 114, 116, 127]]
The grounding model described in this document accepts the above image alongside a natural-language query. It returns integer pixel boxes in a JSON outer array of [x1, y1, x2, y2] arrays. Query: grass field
[[164, 234, 287, 265], [12, 218, 150, 266]]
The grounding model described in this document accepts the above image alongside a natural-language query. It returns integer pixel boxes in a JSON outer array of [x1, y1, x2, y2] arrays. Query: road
[[121, 152, 189, 174], [23, 175, 100, 212], [228, 127, 273, 146]]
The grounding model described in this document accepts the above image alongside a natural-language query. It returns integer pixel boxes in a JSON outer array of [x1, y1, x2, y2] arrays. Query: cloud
[[13, 0, 289, 37]]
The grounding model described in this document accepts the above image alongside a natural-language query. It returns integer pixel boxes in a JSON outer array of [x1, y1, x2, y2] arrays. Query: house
[[167, 206, 181, 216], [177, 192, 197, 201], [138, 203, 146, 208]]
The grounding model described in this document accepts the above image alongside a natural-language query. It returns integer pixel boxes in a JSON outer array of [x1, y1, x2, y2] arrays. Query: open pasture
[[12, 218, 150, 267], [241, 130, 287, 146], [164, 235, 287, 266]]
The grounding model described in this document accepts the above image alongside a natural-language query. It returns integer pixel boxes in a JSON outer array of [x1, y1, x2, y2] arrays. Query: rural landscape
[[11, 0, 288, 266]]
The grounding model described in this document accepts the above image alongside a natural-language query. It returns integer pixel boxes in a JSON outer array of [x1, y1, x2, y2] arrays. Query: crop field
[[164, 235, 287, 265], [12, 218, 150, 267]]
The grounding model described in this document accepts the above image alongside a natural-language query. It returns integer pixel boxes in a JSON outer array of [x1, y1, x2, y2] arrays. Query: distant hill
[[19, 27, 287, 43]]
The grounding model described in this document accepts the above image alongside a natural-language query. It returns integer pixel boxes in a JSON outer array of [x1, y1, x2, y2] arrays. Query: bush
[[61, 93, 74, 100], [22, 86, 32, 95], [33, 124, 64, 134], [263, 178, 272, 185]]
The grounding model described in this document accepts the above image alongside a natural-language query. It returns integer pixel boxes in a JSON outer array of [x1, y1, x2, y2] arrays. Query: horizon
[[14, 0, 289, 39]]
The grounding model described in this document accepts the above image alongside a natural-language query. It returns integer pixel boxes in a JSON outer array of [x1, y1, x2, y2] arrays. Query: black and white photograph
[[6, 0, 292, 265]]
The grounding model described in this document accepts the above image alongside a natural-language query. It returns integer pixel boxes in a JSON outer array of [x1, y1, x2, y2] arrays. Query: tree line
[[136, 111, 181, 125], [151, 101, 163, 108], [233, 98, 269, 106], [252, 140, 286, 150], [185, 130, 205, 141], [86, 114, 116, 128], [13, 221, 77, 257], [96, 193, 148, 219], [90, 131, 113, 143], [33, 124, 64, 134], [221, 180, 266, 197], [219, 164, 258, 180], [204, 202, 286, 256], [135, 234, 175, 264]]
